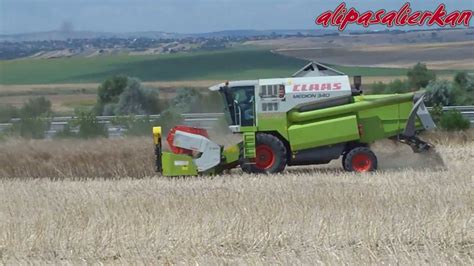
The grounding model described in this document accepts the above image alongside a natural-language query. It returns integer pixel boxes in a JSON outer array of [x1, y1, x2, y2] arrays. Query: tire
[[241, 133, 287, 174], [343, 147, 378, 172], [341, 152, 349, 171]]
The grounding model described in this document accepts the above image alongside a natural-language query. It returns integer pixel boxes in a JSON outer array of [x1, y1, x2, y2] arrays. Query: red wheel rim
[[352, 153, 373, 172], [255, 144, 275, 170]]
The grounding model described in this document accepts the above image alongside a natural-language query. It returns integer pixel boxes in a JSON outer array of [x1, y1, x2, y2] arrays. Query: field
[[2, 34, 472, 114], [249, 29, 474, 71], [1, 47, 446, 114], [274, 41, 474, 71], [0, 49, 307, 85], [1, 132, 473, 264]]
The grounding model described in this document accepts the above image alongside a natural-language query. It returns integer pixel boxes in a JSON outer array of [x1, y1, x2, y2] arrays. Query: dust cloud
[[372, 140, 446, 171]]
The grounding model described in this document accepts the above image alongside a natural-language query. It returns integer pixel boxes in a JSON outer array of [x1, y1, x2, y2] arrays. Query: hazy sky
[[0, 0, 472, 34]]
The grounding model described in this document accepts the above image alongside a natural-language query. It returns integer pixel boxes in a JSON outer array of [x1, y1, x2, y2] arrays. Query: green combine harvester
[[153, 62, 437, 176]]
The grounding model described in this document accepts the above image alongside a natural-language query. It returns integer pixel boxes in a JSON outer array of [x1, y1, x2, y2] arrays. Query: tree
[[407, 63, 436, 90], [453, 72, 469, 88], [10, 117, 50, 139], [451, 72, 474, 105], [114, 78, 147, 115], [95, 76, 128, 115], [172, 88, 202, 113], [95, 76, 162, 115], [114, 78, 161, 115], [21, 97, 52, 118], [424, 80, 453, 106], [5, 97, 52, 139], [158, 108, 184, 133]]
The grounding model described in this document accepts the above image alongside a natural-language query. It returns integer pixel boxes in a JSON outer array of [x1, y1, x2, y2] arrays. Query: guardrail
[[0, 113, 225, 138], [426, 106, 474, 126], [0, 106, 473, 138]]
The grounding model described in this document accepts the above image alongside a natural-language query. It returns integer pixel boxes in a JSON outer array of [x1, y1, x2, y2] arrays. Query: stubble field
[[0, 132, 473, 264]]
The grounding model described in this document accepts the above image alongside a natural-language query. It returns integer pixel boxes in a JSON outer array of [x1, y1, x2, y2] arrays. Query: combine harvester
[[153, 62, 438, 176]]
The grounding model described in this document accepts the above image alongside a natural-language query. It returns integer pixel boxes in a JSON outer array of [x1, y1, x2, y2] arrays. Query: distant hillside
[[0, 29, 336, 42], [191, 29, 335, 38], [2, 27, 472, 42], [0, 31, 179, 42]]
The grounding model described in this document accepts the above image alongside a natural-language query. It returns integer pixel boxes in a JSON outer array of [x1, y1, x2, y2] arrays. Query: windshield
[[221, 86, 255, 127]]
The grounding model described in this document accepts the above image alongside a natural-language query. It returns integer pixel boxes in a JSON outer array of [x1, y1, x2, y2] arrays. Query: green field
[[0, 48, 462, 85], [0, 49, 307, 85], [331, 65, 463, 77]]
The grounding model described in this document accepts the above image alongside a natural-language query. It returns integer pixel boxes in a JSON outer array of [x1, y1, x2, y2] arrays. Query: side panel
[[288, 115, 360, 151], [256, 113, 289, 140], [289, 144, 346, 166], [162, 152, 198, 177], [357, 101, 413, 143]]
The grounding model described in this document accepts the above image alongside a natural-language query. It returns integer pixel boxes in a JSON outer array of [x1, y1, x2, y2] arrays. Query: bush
[[3, 97, 53, 139], [429, 104, 444, 124], [158, 109, 184, 134], [0, 105, 19, 123], [424, 80, 454, 106], [72, 111, 108, 139], [173, 88, 202, 113], [367, 79, 412, 94], [453, 72, 469, 88], [9, 116, 50, 139], [21, 97, 52, 118], [384, 79, 411, 94], [439, 110, 470, 131]]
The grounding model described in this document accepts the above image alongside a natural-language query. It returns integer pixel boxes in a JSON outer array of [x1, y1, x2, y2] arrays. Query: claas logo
[[293, 83, 342, 92]]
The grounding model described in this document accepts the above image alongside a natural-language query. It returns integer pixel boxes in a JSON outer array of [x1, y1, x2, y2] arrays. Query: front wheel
[[343, 147, 378, 172], [241, 133, 287, 174]]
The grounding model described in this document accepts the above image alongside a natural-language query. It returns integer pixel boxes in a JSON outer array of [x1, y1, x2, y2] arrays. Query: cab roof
[[209, 80, 258, 91], [208, 61, 346, 91]]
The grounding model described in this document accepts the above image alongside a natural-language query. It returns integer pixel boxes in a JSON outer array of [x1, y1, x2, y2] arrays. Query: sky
[[0, 0, 473, 34]]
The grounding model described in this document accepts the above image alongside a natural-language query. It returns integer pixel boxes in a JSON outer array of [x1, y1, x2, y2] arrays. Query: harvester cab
[[153, 62, 437, 177]]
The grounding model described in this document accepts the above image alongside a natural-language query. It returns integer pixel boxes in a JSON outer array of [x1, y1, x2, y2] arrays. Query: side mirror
[[353, 76, 362, 91], [352, 76, 363, 96]]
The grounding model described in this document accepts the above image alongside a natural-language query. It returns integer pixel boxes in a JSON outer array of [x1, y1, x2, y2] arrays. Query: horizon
[[2, 26, 472, 37]]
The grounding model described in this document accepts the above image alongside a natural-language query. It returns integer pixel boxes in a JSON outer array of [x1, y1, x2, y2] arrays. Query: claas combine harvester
[[153, 62, 437, 176]]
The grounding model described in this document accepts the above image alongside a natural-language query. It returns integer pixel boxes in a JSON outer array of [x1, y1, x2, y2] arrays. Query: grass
[[0, 48, 460, 86], [330, 65, 463, 77], [0, 132, 473, 263], [0, 49, 306, 85]]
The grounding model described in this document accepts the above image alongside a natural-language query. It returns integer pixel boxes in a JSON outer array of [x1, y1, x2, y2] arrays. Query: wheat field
[[0, 133, 473, 264]]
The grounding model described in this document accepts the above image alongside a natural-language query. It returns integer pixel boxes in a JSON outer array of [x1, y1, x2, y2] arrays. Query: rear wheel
[[341, 152, 349, 171], [343, 147, 377, 172], [241, 134, 287, 174]]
